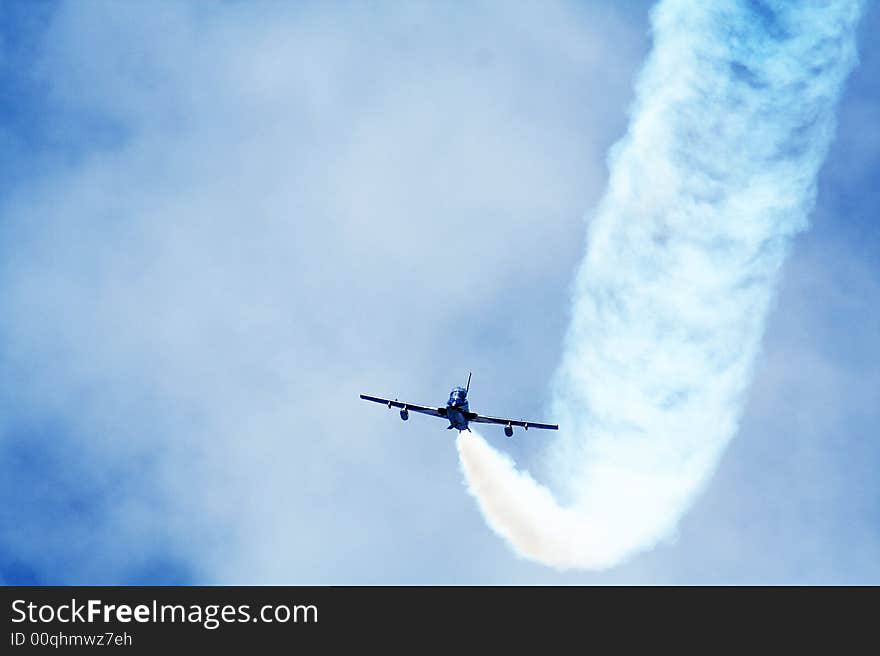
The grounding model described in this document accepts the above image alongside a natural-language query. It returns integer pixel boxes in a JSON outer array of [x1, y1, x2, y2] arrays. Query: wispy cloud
[[0, 0, 645, 583]]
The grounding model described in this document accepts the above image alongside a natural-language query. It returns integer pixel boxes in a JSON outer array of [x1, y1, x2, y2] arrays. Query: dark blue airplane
[[360, 373, 558, 438]]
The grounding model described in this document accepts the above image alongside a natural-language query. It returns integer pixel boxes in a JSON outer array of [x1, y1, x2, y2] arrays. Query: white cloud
[[0, 0, 647, 582]]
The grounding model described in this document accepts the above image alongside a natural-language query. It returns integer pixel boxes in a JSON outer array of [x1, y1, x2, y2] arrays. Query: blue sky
[[0, 0, 877, 584]]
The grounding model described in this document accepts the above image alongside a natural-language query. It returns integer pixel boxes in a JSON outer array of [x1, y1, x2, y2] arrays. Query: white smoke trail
[[458, 0, 865, 570]]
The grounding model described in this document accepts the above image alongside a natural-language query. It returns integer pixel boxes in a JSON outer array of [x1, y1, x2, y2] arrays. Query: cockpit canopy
[[448, 386, 468, 406]]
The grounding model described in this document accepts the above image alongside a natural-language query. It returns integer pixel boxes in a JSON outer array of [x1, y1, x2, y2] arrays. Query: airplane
[[359, 373, 558, 438]]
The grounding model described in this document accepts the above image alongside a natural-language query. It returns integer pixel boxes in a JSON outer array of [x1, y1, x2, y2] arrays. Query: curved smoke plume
[[458, 0, 864, 570]]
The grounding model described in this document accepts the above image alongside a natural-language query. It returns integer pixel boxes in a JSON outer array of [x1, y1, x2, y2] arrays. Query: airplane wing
[[359, 394, 447, 418], [467, 412, 558, 431]]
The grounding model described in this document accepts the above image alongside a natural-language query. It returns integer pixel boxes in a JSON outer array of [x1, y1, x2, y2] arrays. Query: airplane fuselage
[[446, 386, 470, 431]]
